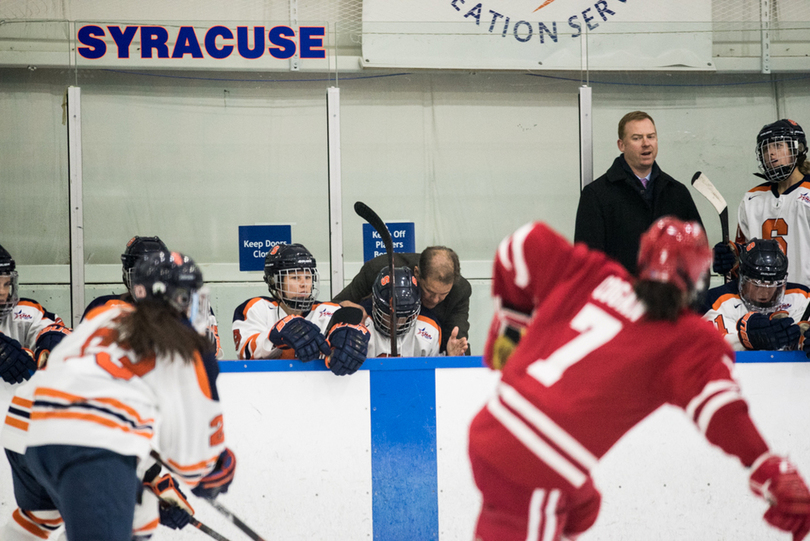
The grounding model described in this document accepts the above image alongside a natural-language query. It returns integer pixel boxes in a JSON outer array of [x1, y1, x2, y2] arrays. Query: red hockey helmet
[[637, 217, 711, 295]]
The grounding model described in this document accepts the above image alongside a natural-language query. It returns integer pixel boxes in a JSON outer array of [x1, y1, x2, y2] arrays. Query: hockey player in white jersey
[[0, 243, 71, 540], [704, 238, 810, 351], [714, 119, 810, 285], [365, 266, 465, 357], [21, 250, 236, 541], [233, 243, 369, 375]]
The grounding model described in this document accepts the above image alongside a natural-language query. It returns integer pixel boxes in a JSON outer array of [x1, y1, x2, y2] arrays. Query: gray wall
[[2, 65, 810, 358]]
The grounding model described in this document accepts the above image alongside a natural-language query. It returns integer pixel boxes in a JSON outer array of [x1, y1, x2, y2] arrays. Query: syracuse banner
[[361, 0, 713, 71]]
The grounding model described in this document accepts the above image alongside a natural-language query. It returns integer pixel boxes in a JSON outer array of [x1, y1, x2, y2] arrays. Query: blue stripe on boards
[[370, 368, 438, 541]]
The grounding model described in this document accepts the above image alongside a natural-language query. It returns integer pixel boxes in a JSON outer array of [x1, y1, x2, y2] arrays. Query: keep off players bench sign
[[363, 222, 415, 262], [238, 225, 292, 271]]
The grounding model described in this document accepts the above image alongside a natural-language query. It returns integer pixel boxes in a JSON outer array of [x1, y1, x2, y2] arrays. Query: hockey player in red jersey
[[468, 217, 810, 541]]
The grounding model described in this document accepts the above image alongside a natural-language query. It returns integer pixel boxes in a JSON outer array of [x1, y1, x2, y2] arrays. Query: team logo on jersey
[[416, 326, 431, 340], [319, 307, 334, 318], [798, 193, 810, 207], [13, 310, 32, 320]]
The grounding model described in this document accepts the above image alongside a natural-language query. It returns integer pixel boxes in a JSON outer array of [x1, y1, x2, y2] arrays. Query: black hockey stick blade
[[207, 499, 268, 541], [354, 201, 398, 356], [189, 516, 233, 541]]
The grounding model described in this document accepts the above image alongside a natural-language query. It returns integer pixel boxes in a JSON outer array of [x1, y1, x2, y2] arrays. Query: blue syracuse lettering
[[77, 24, 326, 60]]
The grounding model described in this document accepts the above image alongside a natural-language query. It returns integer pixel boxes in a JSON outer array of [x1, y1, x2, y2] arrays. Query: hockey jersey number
[[763, 218, 789, 255], [527, 303, 622, 386]]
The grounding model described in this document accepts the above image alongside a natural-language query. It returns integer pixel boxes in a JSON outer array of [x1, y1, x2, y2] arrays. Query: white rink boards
[[0, 354, 809, 540]]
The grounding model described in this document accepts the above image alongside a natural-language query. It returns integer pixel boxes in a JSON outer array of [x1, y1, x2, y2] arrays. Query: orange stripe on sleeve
[[29, 411, 153, 439], [11, 396, 33, 408], [5, 416, 28, 430]]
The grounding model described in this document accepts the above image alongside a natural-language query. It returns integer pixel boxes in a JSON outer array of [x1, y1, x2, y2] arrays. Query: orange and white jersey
[[366, 314, 442, 358], [83, 293, 224, 359], [703, 281, 810, 351], [232, 296, 339, 360], [23, 305, 226, 485], [737, 177, 810, 286], [0, 297, 64, 351], [1, 298, 68, 454]]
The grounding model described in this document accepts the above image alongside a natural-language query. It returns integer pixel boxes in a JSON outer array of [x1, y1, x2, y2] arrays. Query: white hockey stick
[[691, 171, 731, 283]]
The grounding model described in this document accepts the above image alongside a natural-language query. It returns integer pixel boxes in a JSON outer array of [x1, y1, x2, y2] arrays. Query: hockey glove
[[750, 454, 810, 541], [737, 312, 801, 351], [713, 241, 740, 276], [33, 324, 70, 369], [268, 315, 331, 362], [192, 448, 236, 500], [486, 306, 531, 370], [0, 332, 37, 384], [149, 474, 194, 530], [326, 323, 370, 376]]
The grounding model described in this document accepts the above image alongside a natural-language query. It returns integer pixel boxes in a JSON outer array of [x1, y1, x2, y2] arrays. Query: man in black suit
[[333, 246, 471, 355]]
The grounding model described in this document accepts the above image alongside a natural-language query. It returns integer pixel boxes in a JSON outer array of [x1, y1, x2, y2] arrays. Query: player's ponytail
[[634, 280, 685, 322], [118, 300, 211, 362]]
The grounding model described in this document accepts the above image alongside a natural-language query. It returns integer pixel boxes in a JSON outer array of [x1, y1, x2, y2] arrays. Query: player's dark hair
[[117, 300, 211, 362], [419, 246, 460, 286], [618, 111, 655, 140], [799, 142, 810, 175], [634, 280, 684, 322]]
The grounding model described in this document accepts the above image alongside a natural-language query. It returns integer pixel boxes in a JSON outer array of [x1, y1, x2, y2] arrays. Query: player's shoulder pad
[[702, 283, 739, 313], [82, 294, 129, 322], [232, 296, 275, 322], [415, 313, 441, 335], [747, 182, 771, 193], [17, 298, 47, 315], [786, 282, 810, 296]]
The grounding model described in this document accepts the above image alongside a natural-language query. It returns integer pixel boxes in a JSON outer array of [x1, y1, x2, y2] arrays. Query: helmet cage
[[756, 136, 803, 183], [0, 270, 19, 319], [268, 267, 319, 312], [739, 275, 787, 314], [372, 267, 421, 337]]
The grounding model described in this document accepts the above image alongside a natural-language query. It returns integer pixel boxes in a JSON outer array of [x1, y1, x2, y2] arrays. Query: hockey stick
[[354, 201, 398, 356], [150, 451, 268, 541], [691, 171, 731, 283], [157, 500, 233, 541], [206, 499, 267, 541], [189, 516, 233, 541]]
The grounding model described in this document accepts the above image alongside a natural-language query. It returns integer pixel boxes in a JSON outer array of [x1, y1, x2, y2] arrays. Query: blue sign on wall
[[238, 225, 292, 271], [363, 222, 415, 262]]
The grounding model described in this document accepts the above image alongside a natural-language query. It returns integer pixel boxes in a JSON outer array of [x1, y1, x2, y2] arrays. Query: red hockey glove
[[268, 315, 331, 362], [148, 473, 194, 530], [750, 454, 810, 540], [486, 305, 530, 370], [326, 323, 370, 376], [192, 448, 236, 500]]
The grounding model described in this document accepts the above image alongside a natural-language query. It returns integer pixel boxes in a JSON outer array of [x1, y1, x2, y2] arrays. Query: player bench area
[[1, 352, 807, 540]]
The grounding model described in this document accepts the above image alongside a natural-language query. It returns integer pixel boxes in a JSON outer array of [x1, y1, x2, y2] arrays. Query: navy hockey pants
[[26, 444, 139, 541]]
